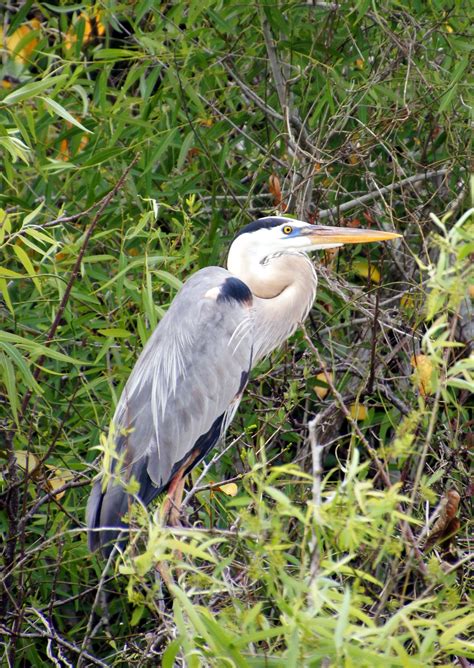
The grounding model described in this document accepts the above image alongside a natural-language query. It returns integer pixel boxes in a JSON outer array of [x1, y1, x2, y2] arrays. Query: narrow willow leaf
[[0, 267, 24, 278], [162, 639, 181, 668], [96, 328, 131, 338], [153, 269, 183, 291], [2, 75, 68, 105], [1, 352, 19, 423], [12, 243, 42, 294], [0, 331, 91, 365], [41, 96, 92, 133], [0, 278, 14, 313], [335, 588, 351, 651], [0, 341, 43, 395], [22, 201, 45, 226]]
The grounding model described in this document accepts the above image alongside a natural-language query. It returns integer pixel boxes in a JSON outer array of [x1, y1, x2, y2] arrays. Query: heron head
[[229, 216, 400, 266]]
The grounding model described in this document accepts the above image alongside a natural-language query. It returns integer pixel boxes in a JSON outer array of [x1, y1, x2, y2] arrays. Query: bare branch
[[317, 169, 449, 220]]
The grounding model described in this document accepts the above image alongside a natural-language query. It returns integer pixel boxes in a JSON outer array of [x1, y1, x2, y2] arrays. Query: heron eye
[[282, 225, 293, 235]]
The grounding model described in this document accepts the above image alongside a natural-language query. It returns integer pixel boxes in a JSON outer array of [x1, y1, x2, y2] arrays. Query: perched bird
[[87, 216, 399, 555]]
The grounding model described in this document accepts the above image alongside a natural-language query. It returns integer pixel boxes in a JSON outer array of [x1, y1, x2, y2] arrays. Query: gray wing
[[87, 266, 254, 552]]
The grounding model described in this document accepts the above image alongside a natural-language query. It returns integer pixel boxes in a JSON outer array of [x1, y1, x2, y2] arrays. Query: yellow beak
[[304, 224, 401, 245]]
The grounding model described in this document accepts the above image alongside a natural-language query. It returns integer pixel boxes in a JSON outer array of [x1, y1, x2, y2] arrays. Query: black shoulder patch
[[233, 217, 287, 240], [217, 277, 252, 306]]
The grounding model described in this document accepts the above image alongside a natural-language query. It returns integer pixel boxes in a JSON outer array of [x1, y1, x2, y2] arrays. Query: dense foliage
[[0, 1, 472, 665]]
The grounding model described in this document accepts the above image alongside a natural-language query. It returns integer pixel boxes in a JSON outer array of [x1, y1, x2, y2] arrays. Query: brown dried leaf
[[269, 174, 282, 203], [322, 248, 339, 268], [346, 218, 361, 228], [424, 490, 461, 551]]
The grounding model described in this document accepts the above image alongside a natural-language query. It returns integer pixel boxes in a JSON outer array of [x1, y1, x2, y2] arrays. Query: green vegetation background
[[0, 1, 472, 666]]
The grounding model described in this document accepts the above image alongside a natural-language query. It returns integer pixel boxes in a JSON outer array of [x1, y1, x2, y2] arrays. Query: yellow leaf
[[45, 465, 74, 499], [6, 20, 41, 64], [411, 354, 435, 396], [349, 403, 367, 420], [64, 11, 105, 52], [352, 258, 381, 284], [468, 285, 474, 298], [13, 243, 42, 294], [400, 294, 414, 310], [15, 451, 40, 474], [217, 483, 238, 496], [314, 371, 333, 399]]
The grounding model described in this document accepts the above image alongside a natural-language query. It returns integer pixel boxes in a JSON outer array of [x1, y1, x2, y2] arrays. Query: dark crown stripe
[[233, 217, 288, 240]]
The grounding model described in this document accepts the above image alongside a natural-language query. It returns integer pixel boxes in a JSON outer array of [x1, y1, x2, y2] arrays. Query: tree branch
[[317, 169, 449, 220]]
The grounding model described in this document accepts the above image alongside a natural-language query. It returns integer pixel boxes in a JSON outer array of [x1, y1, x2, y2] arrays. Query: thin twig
[[302, 326, 428, 576], [0, 155, 139, 629], [302, 325, 392, 487], [307, 413, 326, 583], [19, 154, 139, 418], [317, 169, 449, 220]]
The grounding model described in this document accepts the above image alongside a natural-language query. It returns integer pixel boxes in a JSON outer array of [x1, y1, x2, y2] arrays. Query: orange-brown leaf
[[424, 490, 461, 551], [269, 174, 282, 203]]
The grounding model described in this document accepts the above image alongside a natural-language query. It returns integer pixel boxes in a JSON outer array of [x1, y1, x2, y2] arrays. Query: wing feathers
[[88, 267, 254, 552]]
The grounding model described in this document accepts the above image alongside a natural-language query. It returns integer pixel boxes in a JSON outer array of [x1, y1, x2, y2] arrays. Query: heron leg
[[167, 473, 186, 526], [162, 458, 191, 526]]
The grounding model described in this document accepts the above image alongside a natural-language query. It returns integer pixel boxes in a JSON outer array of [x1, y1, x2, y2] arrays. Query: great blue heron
[[87, 216, 399, 555]]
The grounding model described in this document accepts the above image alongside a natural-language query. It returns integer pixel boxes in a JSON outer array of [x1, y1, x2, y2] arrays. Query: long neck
[[227, 246, 317, 361]]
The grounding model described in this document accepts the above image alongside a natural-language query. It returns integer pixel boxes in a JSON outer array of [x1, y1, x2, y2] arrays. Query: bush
[[1, 1, 472, 665]]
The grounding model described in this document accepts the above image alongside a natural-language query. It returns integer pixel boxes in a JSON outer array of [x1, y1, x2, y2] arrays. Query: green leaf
[[130, 605, 145, 627], [0, 278, 14, 313], [2, 75, 68, 105], [1, 352, 19, 424], [177, 130, 195, 171], [22, 201, 45, 226], [162, 639, 181, 668], [0, 267, 24, 279], [94, 48, 142, 60], [0, 341, 43, 395], [0, 331, 91, 365], [96, 328, 132, 338], [153, 270, 183, 291], [439, 56, 469, 113], [41, 97, 92, 133], [334, 588, 351, 651]]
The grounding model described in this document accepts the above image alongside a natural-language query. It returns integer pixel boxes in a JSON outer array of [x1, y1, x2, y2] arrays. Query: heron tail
[[86, 478, 130, 557]]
